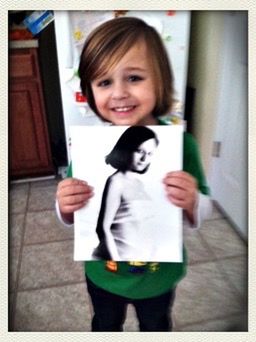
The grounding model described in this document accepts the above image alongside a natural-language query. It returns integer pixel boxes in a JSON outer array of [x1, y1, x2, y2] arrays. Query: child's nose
[[112, 81, 129, 99]]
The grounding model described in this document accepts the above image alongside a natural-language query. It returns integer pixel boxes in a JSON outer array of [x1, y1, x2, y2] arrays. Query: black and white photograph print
[[70, 124, 184, 262]]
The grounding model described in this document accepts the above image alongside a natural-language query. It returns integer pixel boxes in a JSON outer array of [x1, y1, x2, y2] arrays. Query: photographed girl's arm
[[56, 178, 94, 224], [101, 176, 123, 260]]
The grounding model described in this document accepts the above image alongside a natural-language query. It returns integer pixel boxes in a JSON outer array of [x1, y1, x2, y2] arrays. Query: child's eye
[[97, 79, 111, 87], [128, 75, 143, 82]]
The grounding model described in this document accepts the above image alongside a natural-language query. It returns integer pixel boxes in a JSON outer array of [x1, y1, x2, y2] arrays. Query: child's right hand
[[56, 178, 94, 215]]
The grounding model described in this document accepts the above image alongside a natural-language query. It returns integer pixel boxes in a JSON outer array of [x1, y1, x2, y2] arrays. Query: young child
[[56, 17, 212, 331]]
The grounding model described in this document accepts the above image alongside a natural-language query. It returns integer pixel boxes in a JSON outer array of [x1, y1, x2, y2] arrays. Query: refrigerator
[[54, 10, 191, 162]]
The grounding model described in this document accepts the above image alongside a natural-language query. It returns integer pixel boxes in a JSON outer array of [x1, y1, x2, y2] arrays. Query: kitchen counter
[[9, 39, 38, 49]]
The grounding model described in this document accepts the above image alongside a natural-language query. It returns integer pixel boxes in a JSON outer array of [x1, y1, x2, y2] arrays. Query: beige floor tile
[[124, 304, 138, 331], [9, 213, 25, 247], [24, 210, 73, 245], [198, 219, 247, 259], [173, 261, 243, 327], [14, 283, 91, 331], [178, 313, 248, 331], [218, 255, 248, 299], [210, 203, 226, 220], [10, 183, 29, 214], [28, 183, 57, 211], [18, 240, 85, 290], [183, 228, 216, 264]]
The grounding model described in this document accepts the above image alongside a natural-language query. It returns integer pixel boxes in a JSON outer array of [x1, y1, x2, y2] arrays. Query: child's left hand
[[163, 171, 198, 223]]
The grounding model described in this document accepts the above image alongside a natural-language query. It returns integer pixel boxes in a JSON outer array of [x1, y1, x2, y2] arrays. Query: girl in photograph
[[93, 126, 159, 261]]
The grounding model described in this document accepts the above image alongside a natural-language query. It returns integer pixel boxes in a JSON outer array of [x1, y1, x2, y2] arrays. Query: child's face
[[91, 41, 158, 126]]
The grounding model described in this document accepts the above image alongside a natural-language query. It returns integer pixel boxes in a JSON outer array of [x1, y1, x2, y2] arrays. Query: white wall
[[187, 11, 226, 175], [187, 11, 248, 239]]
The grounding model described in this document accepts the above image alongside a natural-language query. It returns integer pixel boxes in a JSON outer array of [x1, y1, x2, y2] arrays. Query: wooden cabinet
[[10, 47, 54, 179]]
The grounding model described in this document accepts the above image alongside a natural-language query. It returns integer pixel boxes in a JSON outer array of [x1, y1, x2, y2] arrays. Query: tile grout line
[[23, 237, 74, 247], [10, 182, 31, 330], [26, 206, 59, 214], [187, 253, 248, 267], [17, 279, 87, 293]]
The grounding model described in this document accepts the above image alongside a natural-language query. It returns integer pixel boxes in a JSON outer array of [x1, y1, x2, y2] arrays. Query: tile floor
[[9, 178, 248, 331]]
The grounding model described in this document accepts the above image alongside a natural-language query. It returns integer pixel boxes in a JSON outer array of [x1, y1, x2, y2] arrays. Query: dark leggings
[[86, 276, 176, 331]]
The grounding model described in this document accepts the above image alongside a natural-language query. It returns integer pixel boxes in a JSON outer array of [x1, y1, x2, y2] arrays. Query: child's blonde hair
[[78, 16, 175, 118]]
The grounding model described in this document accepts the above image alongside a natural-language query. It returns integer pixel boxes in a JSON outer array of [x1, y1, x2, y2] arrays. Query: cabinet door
[[10, 80, 54, 178]]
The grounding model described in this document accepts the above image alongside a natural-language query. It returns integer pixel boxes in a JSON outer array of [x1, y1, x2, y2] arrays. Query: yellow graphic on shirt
[[105, 261, 159, 274], [148, 262, 160, 272], [128, 262, 147, 266]]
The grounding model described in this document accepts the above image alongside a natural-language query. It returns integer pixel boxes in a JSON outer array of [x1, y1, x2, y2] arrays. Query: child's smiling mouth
[[111, 106, 136, 113]]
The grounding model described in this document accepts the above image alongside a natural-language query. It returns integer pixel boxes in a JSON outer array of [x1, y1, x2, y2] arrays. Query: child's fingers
[[59, 184, 94, 198], [58, 178, 87, 189], [164, 172, 198, 211], [61, 191, 93, 206], [163, 170, 196, 183], [163, 171, 197, 190], [165, 186, 188, 208], [58, 191, 94, 213], [60, 198, 90, 213], [56, 178, 94, 213], [57, 178, 94, 198], [167, 196, 187, 208], [58, 178, 89, 191], [165, 186, 186, 201]]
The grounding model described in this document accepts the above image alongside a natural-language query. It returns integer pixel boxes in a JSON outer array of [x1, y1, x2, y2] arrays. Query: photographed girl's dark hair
[[78, 16, 175, 119], [105, 126, 159, 172]]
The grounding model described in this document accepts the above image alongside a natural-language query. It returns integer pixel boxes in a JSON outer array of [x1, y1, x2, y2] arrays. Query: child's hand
[[163, 171, 198, 223], [56, 178, 94, 215]]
